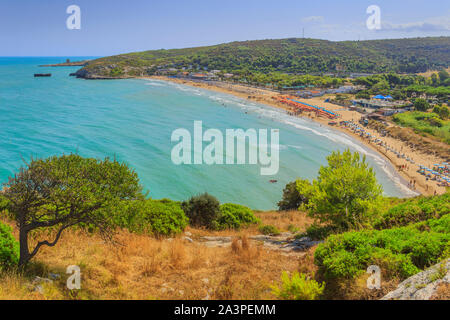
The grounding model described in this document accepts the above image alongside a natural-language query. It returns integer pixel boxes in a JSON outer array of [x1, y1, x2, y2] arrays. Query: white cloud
[[301, 16, 324, 24]]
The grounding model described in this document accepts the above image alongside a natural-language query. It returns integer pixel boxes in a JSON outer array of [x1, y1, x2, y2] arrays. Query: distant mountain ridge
[[76, 37, 450, 79]]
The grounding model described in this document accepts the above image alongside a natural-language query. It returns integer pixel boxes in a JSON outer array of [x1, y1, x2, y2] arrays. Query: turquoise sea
[[0, 57, 417, 210]]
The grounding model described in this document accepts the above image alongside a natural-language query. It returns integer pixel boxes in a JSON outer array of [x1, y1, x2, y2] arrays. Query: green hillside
[[76, 37, 450, 79]]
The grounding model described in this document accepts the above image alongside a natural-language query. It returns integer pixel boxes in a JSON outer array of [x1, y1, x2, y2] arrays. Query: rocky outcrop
[[193, 233, 322, 255], [74, 64, 154, 79], [39, 60, 90, 67], [381, 259, 449, 300], [74, 66, 128, 79], [199, 236, 232, 248]]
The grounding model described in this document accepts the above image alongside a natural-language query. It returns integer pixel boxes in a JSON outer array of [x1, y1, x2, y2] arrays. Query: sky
[[0, 0, 449, 56]]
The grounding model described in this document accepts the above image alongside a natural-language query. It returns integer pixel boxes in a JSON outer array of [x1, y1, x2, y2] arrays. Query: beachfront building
[[190, 73, 209, 80], [189, 73, 219, 81], [294, 89, 324, 98], [352, 98, 413, 110], [155, 67, 179, 75], [325, 85, 364, 94]]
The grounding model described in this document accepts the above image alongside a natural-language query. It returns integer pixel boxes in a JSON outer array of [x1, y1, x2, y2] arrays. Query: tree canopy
[[297, 150, 382, 230], [414, 98, 430, 111], [3, 154, 143, 266]]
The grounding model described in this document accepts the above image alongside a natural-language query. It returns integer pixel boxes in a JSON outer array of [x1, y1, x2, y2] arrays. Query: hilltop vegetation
[[76, 37, 450, 79]]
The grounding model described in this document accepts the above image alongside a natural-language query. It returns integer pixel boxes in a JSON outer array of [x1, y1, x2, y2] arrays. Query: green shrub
[[181, 193, 220, 229], [259, 224, 280, 236], [112, 199, 188, 236], [301, 150, 382, 231], [429, 262, 447, 282], [0, 222, 19, 269], [215, 203, 259, 230], [427, 116, 444, 127], [0, 194, 10, 220], [277, 181, 308, 211], [271, 271, 325, 300], [109, 67, 124, 77], [433, 104, 449, 120], [314, 215, 450, 280], [0, 194, 9, 212], [414, 98, 430, 111], [302, 224, 337, 240], [374, 193, 450, 229]]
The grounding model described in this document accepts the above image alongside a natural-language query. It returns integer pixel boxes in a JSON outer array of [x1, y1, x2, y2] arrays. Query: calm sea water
[[0, 57, 417, 210]]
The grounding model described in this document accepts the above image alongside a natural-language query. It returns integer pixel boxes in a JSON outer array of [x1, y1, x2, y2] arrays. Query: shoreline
[[141, 76, 448, 197]]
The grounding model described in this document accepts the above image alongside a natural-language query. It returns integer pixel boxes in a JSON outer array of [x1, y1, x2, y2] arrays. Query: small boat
[[269, 179, 277, 183], [34, 73, 51, 77]]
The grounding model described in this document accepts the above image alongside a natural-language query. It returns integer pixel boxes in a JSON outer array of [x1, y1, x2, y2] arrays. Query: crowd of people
[[341, 120, 449, 193]]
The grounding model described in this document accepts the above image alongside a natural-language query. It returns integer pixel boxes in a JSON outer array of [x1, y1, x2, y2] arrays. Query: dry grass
[[0, 230, 298, 300], [255, 211, 313, 233], [182, 210, 313, 239], [0, 211, 410, 300], [0, 211, 314, 300], [319, 274, 400, 300], [431, 283, 450, 300]]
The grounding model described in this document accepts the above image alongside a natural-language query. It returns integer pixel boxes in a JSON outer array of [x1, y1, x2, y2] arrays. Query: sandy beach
[[146, 76, 448, 197]]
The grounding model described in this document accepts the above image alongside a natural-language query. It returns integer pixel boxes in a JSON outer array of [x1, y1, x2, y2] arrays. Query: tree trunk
[[18, 228, 30, 267]]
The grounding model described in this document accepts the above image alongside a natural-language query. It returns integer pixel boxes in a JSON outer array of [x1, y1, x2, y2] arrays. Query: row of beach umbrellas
[[344, 121, 448, 184], [419, 165, 450, 183]]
